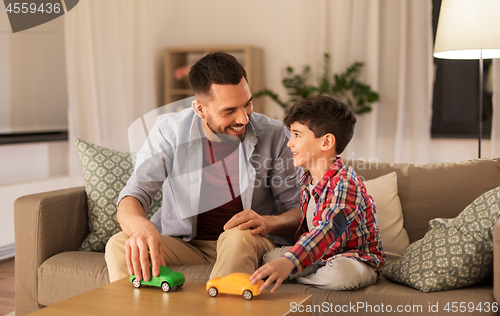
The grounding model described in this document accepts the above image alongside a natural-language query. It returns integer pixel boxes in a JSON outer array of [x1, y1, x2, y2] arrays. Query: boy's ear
[[321, 134, 336, 151], [192, 99, 206, 119]]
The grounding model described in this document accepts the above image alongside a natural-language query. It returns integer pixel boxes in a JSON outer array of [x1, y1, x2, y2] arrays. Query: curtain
[[64, 0, 168, 184], [64, 0, 435, 183], [305, 0, 434, 164]]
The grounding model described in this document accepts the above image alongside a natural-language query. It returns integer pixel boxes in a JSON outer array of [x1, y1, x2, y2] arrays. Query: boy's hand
[[250, 257, 296, 293]]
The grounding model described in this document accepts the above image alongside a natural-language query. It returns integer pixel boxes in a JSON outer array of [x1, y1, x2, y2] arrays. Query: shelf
[[164, 45, 264, 112]]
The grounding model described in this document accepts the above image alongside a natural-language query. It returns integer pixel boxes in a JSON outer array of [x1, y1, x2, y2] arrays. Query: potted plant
[[255, 53, 379, 115]]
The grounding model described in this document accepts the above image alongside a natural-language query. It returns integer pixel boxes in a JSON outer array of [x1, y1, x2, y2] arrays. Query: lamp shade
[[434, 0, 500, 60]]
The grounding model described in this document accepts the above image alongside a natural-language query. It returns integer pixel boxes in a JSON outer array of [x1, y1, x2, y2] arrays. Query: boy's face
[[287, 122, 326, 169]]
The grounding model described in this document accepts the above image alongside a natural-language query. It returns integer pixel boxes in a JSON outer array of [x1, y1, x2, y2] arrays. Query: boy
[[250, 95, 385, 292]]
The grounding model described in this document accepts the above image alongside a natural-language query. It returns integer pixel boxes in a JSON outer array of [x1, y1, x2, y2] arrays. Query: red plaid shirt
[[283, 157, 385, 273]]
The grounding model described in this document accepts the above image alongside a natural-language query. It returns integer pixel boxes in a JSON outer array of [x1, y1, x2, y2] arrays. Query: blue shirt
[[118, 101, 302, 244]]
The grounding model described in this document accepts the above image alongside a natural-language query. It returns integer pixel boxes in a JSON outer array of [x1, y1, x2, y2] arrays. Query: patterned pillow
[[381, 186, 500, 292], [75, 138, 162, 252]]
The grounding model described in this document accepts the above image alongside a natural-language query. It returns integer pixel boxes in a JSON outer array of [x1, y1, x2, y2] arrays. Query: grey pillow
[[75, 138, 162, 252], [381, 186, 500, 292]]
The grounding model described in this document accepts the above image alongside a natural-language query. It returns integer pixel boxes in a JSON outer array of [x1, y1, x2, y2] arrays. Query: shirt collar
[[300, 156, 344, 195], [188, 110, 204, 146], [244, 118, 257, 147]]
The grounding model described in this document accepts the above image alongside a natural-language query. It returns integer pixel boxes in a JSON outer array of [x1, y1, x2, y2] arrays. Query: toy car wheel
[[161, 281, 171, 292], [178, 283, 184, 288], [208, 287, 218, 297], [242, 290, 253, 300], [132, 278, 141, 288]]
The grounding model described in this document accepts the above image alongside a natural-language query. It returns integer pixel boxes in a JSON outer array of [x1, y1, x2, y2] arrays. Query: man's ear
[[192, 99, 205, 119], [321, 134, 336, 151]]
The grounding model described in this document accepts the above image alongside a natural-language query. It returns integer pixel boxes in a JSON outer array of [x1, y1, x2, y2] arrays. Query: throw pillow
[[364, 172, 410, 257], [75, 138, 162, 252], [381, 186, 500, 292]]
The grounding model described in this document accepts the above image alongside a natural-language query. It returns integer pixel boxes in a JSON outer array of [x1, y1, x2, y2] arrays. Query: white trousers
[[262, 246, 378, 291]]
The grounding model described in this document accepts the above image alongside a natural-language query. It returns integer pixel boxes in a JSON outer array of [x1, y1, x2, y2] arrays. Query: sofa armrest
[[14, 186, 88, 316], [494, 217, 500, 304]]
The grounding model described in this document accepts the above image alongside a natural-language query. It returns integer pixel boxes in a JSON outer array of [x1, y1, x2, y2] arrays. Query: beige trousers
[[263, 246, 378, 291], [105, 228, 275, 282]]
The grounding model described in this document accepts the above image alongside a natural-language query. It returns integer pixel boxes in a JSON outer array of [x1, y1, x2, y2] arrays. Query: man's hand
[[117, 196, 165, 282], [250, 257, 296, 293], [123, 221, 165, 283], [224, 209, 269, 236]]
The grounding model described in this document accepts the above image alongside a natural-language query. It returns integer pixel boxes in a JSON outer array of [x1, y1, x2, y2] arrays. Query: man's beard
[[206, 117, 247, 143]]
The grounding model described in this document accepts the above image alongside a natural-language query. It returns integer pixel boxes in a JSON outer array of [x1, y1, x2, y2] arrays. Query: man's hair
[[188, 52, 247, 99], [284, 95, 356, 154]]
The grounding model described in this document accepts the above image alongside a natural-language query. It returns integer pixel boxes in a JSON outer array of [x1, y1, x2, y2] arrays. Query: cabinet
[[164, 45, 264, 113]]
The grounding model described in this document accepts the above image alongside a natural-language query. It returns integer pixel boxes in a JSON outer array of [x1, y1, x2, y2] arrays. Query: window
[[431, 0, 492, 139]]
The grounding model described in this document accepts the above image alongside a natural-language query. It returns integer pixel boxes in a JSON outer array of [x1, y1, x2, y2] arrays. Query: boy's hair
[[188, 52, 247, 99], [284, 95, 356, 154]]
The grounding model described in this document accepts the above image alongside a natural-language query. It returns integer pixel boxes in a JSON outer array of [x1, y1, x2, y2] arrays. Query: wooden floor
[[0, 258, 15, 316]]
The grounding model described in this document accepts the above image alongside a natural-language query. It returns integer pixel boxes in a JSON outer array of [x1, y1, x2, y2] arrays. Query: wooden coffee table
[[29, 278, 313, 316]]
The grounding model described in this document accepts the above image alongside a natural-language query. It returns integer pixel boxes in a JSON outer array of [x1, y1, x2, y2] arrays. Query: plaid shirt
[[283, 157, 385, 273]]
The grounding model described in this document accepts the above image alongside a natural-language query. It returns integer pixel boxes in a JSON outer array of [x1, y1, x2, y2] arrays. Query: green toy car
[[129, 265, 185, 292]]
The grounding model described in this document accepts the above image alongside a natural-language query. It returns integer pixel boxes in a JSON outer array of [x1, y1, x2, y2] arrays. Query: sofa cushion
[[364, 172, 410, 257], [38, 251, 109, 306], [75, 138, 162, 252], [351, 158, 500, 243], [381, 186, 500, 292]]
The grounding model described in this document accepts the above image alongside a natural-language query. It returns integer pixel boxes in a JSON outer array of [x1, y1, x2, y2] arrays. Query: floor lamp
[[433, 0, 500, 158]]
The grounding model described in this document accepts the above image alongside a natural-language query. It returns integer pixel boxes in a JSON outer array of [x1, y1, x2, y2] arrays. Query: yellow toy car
[[206, 273, 264, 300]]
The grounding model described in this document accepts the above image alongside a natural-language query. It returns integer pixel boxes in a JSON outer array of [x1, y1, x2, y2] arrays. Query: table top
[[29, 278, 312, 316]]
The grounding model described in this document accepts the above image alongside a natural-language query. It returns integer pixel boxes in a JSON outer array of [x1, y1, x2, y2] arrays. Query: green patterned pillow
[[75, 138, 162, 252], [381, 186, 500, 292]]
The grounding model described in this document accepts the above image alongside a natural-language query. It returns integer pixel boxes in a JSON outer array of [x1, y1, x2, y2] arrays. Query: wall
[[430, 139, 492, 163], [0, 141, 70, 259], [0, 1, 497, 256], [0, 4, 67, 133], [161, 0, 317, 121], [0, 141, 68, 185], [0, 9, 69, 255], [161, 0, 498, 163], [0, 8, 10, 132]]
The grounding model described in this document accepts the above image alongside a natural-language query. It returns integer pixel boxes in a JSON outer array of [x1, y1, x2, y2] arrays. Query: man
[[105, 52, 302, 283]]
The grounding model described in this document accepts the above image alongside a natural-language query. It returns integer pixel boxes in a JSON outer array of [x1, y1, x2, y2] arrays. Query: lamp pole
[[433, 0, 500, 160], [478, 50, 483, 159]]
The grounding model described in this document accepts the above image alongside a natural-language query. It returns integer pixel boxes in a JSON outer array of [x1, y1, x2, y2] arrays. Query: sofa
[[15, 157, 500, 316]]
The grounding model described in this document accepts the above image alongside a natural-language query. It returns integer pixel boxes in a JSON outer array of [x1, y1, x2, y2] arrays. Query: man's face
[[199, 77, 253, 142]]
